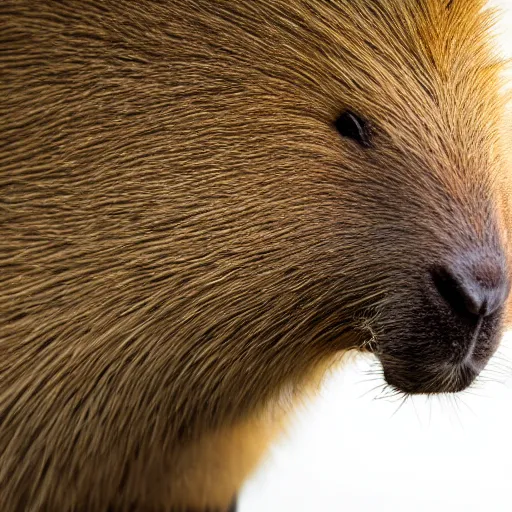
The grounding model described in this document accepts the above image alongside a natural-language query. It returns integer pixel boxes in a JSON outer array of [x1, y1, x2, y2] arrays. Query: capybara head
[[2, 0, 512, 457], [2, 0, 512, 508]]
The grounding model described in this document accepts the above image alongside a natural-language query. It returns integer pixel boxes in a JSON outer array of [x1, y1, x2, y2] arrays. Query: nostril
[[430, 258, 509, 319], [431, 266, 483, 317]]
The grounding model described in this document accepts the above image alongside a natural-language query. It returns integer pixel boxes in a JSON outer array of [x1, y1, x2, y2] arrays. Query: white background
[[240, 2, 512, 510]]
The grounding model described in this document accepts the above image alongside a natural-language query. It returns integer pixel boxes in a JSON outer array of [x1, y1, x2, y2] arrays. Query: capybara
[[1, 0, 511, 510]]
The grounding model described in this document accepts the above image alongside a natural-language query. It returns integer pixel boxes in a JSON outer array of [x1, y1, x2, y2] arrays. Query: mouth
[[354, 317, 499, 395], [371, 329, 499, 394], [381, 358, 485, 395]]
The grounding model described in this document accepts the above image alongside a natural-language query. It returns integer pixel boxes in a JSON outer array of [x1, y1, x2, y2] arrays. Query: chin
[[357, 276, 508, 395]]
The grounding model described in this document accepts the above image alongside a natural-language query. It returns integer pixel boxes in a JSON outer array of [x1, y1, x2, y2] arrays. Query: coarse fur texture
[[1, 0, 511, 510]]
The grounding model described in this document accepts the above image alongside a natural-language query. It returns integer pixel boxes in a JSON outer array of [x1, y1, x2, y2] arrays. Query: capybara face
[[323, 2, 511, 394], [217, 0, 511, 395]]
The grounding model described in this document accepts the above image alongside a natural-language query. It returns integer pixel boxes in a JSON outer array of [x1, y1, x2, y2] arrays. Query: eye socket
[[334, 110, 371, 148]]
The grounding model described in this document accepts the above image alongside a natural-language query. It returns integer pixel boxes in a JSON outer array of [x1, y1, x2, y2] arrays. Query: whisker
[[390, 394, 409, 418]]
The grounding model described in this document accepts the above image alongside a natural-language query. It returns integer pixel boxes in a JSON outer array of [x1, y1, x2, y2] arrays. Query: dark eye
[[334, 111, 371, 148]]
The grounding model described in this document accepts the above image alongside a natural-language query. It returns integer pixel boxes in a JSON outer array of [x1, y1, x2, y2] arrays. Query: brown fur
[[1, 0, 511, 510]]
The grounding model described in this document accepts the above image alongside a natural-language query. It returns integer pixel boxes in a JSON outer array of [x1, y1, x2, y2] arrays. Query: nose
[[431, 254, 510, 319]]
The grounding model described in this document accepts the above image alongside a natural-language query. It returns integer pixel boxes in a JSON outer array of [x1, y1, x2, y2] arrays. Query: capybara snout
[[356, 104, 511, 393], [376, 239, 510, 394]]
